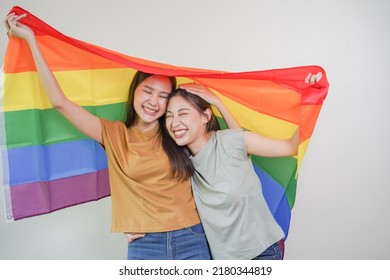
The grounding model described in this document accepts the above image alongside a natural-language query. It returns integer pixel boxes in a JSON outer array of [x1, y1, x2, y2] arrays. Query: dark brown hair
[[125, 71, 176, 127], [124, 71, 193, 180], [167, 88, 220, 132], [163, 88, 221, 179]]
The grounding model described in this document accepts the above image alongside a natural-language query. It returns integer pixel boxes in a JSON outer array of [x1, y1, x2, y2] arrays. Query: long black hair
[[167, 88, 220, 133], [164, 88, 221, 179], [124, 71, 176, 127], [124, 71, 193, 180]]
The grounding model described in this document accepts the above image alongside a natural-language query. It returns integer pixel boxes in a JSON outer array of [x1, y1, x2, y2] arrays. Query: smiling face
[[165, 94, 212, 155], [132, 75, 172, 130]]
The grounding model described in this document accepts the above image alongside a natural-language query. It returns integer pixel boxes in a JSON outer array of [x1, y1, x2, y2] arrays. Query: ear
[[202, 108, 212, 125]]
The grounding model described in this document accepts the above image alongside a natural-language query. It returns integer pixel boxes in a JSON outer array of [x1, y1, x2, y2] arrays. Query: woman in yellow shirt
[[5, 12, 210, 260]]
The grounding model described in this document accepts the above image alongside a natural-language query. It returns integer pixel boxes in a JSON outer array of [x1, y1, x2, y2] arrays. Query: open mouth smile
[[173, 129, 187, 138], [143, 106, 158, 115]]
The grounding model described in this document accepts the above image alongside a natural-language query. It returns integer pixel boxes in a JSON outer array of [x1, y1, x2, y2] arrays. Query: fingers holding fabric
[[4, 13, 29, 37], [305, 71, 323, 85]]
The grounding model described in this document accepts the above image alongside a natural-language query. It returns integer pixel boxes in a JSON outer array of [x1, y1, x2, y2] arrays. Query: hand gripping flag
[[1, 6, 328, 238]]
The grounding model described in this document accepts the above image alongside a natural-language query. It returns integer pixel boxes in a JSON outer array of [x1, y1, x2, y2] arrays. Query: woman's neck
[[132, 118, 159, 132], [188, 132, 213, 156]]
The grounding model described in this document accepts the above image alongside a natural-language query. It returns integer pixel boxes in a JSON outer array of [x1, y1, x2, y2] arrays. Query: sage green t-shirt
[[191, 129, 285, 260]]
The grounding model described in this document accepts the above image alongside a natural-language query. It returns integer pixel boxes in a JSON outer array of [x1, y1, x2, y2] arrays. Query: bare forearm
[[214, 99, 240, 129], [269, 130, 299, 157], [179, 83, 241, 129], [6, 13, 102, 142], [244, 129, 299, 157], [25, 35, 102, 142], [26, 35, 67, 108]]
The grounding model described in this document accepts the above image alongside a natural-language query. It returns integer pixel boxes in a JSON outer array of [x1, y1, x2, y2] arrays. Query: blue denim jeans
[[251, 242, 283, 260], [127, 223, 211, 260]]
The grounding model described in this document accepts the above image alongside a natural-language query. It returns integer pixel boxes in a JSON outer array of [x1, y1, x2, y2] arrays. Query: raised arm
[[244, 71, 323, 157], [244, 127, 299, 157], [179, 83, 241, 129], [5, 13, 103, 143]]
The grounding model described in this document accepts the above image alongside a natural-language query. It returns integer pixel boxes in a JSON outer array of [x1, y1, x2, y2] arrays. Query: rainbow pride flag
[[1, 6, 328, 238]]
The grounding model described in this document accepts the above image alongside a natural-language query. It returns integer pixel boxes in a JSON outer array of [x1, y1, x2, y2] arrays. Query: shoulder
[[100, 118, 127, 144], [100, 118, 126, 131], [215, 129, 247, 159], [216, 128, 243, 136], [215, 128, 244, 144]]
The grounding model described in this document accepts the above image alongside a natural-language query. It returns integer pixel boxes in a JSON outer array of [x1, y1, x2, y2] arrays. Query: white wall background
[[0, 0, 389, 260]]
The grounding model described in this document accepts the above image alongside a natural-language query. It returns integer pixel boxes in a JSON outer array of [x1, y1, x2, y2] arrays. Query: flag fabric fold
[[1, 6, 328, 238]]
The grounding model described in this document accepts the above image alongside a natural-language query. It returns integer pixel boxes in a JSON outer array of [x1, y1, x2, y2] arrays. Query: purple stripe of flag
[[9, 169, 110, 221]]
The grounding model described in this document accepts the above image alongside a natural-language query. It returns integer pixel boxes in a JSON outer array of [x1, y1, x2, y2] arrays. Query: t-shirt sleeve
[[216, 129, 248, 161], [99, 118, 125, 148]]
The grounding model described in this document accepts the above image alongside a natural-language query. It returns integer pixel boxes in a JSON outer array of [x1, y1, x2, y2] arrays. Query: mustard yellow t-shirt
[[100, 118, 200, 232]]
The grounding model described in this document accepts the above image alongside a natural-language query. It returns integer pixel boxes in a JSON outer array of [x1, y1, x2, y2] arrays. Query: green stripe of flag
[[4, 102, 126, 149], [251, 154, 297, 207]]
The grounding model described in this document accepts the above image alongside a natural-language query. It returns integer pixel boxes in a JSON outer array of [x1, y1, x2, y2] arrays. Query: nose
[[171, 114, 181, 128], [148, 94, 158, 106]]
